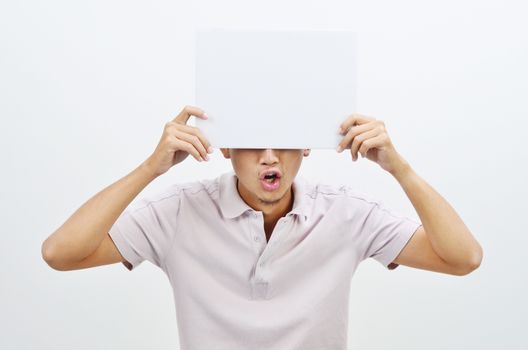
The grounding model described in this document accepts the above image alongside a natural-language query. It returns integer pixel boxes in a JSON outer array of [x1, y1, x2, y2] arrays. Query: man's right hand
[[144, 105, 213, 177]]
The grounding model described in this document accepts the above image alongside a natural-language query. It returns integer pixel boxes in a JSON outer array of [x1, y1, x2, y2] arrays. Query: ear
[[220, 148, 231, 159], [303, 149, 311, 157]]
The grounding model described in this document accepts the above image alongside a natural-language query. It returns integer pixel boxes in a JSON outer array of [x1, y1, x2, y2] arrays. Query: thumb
[[173, 105, 208, 124]]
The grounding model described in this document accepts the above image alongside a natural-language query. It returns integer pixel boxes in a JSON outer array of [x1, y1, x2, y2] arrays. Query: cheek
[[288, 155, 303, 167], [231, 157, 256, 176], [288, 157, 303, 176]]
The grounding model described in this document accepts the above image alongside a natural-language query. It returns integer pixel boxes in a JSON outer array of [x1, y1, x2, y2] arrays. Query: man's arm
[[337, 113, 483, 275], [41, 105, 212, 271], [390, 162, 483, 275], [41, 163, 158, 270]]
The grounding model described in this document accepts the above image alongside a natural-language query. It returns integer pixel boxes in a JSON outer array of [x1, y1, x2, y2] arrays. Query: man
[[42, 105, 483, 349]]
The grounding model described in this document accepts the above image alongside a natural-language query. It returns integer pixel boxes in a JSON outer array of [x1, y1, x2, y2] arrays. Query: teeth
[[264, 173, 277, 182]]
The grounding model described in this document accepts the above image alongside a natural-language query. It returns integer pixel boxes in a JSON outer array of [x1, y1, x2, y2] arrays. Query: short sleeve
[[108, 193, 181, 271], [360, 201, 422, 270]]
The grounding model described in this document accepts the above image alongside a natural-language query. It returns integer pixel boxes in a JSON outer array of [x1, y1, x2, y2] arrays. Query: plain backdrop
[[1, 1, 527, 349]]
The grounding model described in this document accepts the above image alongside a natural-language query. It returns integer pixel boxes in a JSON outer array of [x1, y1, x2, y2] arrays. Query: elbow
[[469, 244, 484, 271], [457, 246, 484, 276], [41, 239, 58, 270], [41, 239, 68, 271]]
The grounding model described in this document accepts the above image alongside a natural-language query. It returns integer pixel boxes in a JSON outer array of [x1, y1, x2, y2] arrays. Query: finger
[[350, 128, 381, 161], [174, 130, 209, 161], [172, 137, 204, 162], [358, 134, 387, 158], [173, 105, 208, 124], [339, 113, 375, 134], [177, 124, 213, 154], [337, 121, 376, 152]]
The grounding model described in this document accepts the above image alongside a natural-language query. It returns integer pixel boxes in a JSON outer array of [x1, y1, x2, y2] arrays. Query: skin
[[219, 148, 311, 241]]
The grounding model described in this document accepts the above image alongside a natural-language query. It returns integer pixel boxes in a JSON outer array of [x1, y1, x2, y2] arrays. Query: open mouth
[[263, 173, 279, 183], [259, 170, 282, 191]]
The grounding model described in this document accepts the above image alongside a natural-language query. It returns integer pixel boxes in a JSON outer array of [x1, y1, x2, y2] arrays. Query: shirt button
[[259, 262, 265, 267], [254, 236, 260, 242]]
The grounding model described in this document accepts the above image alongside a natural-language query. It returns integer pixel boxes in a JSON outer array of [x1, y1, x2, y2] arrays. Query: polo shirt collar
[[219, 170, 310, 221]]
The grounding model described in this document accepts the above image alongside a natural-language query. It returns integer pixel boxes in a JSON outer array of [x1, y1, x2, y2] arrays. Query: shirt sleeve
[[360, 200, 422, 270], [108, 193, 181, 271]]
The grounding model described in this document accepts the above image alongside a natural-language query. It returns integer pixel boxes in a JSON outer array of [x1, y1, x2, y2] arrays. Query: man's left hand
[[336, 113, 409, 175]]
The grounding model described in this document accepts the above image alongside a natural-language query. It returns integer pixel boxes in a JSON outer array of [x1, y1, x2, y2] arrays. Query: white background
[[1, 1, 527, 349]]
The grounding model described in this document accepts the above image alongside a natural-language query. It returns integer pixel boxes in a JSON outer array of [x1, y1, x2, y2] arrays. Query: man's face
[[220, 148, 311, 208]]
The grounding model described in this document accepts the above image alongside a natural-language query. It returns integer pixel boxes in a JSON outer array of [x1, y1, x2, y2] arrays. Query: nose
[[260, 148, 279, 165]]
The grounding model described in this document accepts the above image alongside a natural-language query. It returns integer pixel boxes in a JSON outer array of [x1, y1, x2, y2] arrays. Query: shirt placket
[[247, 211, 289, 299]]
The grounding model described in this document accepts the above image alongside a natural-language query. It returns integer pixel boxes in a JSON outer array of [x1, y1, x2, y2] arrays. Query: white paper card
[[194, 30, 357, 149]]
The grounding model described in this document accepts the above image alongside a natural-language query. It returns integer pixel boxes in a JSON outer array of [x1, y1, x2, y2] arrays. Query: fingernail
[[203, 113, 209, 119], [207, 146, 213, 153], [205, 155, 210, 161], [336, 145, 343, 152]]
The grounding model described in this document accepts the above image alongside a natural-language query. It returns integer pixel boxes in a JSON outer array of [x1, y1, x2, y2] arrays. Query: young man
[[42, 105, 483, 349]]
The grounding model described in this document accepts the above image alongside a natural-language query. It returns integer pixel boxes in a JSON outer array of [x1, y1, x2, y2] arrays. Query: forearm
[[42, 161, 158, 264], [391, 160, 483, 268]]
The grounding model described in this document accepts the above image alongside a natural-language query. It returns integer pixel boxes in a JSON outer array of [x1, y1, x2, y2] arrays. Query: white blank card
[[194, 30, 357, 149]]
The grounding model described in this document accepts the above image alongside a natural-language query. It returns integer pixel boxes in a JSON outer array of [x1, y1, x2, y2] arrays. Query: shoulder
[[126, 175, 221, 213], [293, 176, 384, 219], [305, 177, 382, 207]]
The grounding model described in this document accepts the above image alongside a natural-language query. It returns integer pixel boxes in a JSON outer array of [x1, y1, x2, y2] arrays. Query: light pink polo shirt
[[108, 170, 421, 350]]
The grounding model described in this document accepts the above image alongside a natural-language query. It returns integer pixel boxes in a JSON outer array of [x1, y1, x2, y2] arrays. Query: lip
[[260, 176, 281, 191], [259, 168, 283, 180]]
